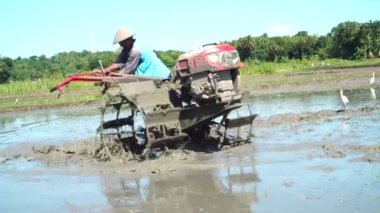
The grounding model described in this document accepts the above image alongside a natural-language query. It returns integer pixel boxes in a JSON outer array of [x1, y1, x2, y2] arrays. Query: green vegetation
[[155, 50, 184, 68], [0, 78, 102, 111], [241, 57, 380, 75], [229, 20, 380, 63]]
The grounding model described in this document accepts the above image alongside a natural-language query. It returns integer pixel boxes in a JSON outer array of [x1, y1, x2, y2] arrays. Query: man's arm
[[93, 47, 141, 74], [121, 48, 141, 74], [103, 63, 120, 73]]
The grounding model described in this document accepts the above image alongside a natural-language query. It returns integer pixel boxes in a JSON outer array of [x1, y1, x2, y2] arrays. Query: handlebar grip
[[50, 86, 58, 93]]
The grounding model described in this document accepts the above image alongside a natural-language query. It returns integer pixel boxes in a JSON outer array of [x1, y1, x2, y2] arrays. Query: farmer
[[95, 28, 170, 78]]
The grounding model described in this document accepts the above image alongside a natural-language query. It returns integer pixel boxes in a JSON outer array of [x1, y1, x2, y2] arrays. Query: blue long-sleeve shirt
[[115, 45, 170, 78]]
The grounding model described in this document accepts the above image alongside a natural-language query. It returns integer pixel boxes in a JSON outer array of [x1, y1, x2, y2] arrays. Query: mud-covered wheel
[[186, 124, 221, 152], [97, 96, 148, 160]]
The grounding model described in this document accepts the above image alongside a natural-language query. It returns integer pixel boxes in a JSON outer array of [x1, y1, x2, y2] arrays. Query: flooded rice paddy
[[1, 88, 379, 212]]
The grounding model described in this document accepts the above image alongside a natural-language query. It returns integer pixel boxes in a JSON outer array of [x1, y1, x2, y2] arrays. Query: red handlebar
[[50, 70, 126, 93], [50, 70, 163, 93]]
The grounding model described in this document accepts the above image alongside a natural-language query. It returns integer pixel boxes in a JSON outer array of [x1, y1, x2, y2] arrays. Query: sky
[[0, 0, 379, 59]]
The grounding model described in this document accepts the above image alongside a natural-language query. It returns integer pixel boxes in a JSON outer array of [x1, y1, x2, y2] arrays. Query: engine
[[174, 43, 243, 105]]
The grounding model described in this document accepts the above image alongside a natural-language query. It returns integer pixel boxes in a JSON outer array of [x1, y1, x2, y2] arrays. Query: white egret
[[14, 98, 18, 104], [370, 87, 376, 100], [340, 90, 349, 109], [370, 72, 375, 85]]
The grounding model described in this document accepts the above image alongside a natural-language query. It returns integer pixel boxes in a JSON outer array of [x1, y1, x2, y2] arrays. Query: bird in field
[[14, 98, 19, 105], [370, 72, 375, 85], [370, 87, 376, 100], [340, 90, 349, 110]]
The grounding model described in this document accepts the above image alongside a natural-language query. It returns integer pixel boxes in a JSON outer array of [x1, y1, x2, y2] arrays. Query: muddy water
[[0, 106, 101, 148], [248, 88, 379, 118], [0, 171, 109, 212], [1, 89, 380, 212]]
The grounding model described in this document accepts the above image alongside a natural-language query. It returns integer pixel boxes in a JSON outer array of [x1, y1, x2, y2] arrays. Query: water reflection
[[216, 165, 259, 197], [103, 174, 254, 212], [100, 146, 260, 212]]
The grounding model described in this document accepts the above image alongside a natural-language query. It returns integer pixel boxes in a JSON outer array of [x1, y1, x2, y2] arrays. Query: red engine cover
[[176, 43, 242, 76]]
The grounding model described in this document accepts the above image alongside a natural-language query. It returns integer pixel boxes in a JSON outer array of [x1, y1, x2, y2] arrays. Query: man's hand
[[92, 63, 119, 76], [92, 69, 110, 75], [92, 69, 102, 74]]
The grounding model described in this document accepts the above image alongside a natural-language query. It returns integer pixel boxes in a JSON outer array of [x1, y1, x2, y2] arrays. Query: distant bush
[[0, 58, 13, 84]]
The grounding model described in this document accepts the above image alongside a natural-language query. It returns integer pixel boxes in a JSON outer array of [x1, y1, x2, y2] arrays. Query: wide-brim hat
[[113, 28, 135, 44]]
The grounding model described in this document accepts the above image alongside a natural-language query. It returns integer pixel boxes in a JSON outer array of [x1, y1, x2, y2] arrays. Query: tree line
[[1, 20, 379, 83], [230, 20, 380, 62]]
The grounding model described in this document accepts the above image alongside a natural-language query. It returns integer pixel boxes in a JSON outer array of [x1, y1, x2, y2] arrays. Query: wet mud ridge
[[253, 106, 380, 163], [321, 143, 380, 163], [253, 106, 379, 128]]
